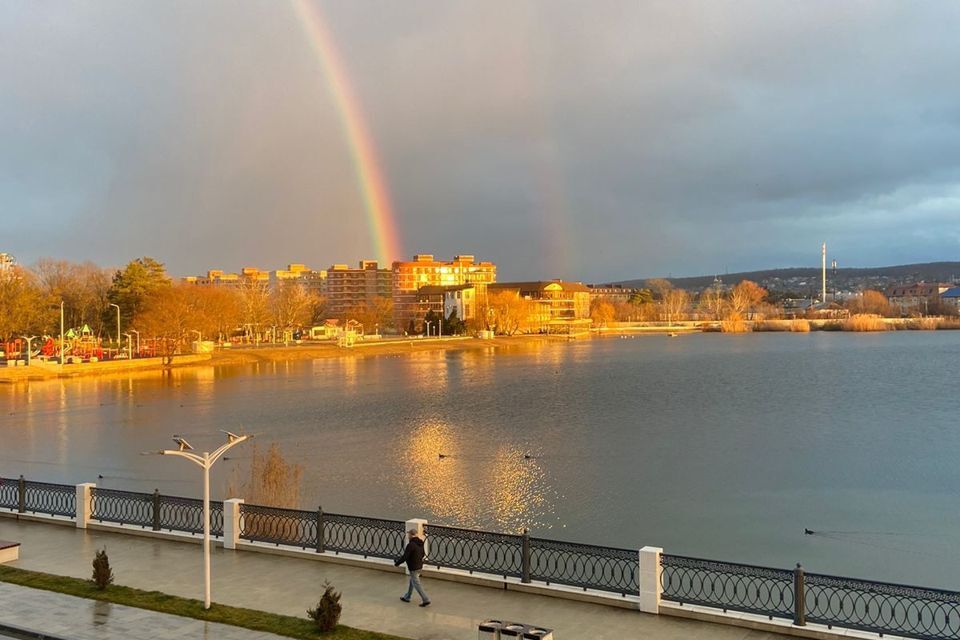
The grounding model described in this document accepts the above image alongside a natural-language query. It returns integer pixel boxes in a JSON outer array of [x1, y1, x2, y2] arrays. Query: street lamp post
[[123, 333, 132, 360], [425, 321, 432, 338], [109, 304, 121, 353], [59, 301, 65, 369], [143, 431, 251, 609], [130, 329, 140, 357]]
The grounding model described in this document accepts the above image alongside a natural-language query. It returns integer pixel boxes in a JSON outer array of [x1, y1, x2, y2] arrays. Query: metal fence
[[0, 476, 76, 518], [24, 480, 76, 517], [238, 504, 319, 549], [530, 537, 638, 595], [806, 572, 960, 640], [90, 487, 222, 537], [660, 554, 796, 619], [661, 554, 960, 640], [237, 504, 406, 560], [6, 473, 959, 640], [0, 477, 22, 511], [324, 512, 406, 560], [426, 524, 524, 578]]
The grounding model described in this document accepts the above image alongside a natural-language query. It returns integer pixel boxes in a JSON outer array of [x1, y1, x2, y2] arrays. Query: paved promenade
[[0, 581, 285, 640], [0, 518, 790, 640]]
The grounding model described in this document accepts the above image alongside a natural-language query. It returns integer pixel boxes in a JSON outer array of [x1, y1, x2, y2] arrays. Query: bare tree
[[700, 287, 726, 321], [728, 280, 767, 317], [237, 280, 271, 340], [645, 278, 673, 300], [270, 282, 318, 331], [227, 443, 303, 508], [0, 266, 51, 341], [660, 288, 690, 323]]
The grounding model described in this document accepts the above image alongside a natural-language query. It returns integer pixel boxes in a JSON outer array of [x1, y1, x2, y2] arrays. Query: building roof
[[942, 287, 960, 298], [489, 280, 591, 294]]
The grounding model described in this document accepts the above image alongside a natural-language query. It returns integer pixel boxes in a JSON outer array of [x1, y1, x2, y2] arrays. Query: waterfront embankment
[[0, 335, 555, 384]]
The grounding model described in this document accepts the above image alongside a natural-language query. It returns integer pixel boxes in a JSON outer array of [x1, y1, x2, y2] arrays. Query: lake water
[[3, 332, 960, 589]]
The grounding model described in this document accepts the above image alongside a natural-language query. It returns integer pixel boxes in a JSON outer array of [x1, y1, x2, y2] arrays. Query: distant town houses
[[885, 282, 953, 312], [941, 287, 960, 310]]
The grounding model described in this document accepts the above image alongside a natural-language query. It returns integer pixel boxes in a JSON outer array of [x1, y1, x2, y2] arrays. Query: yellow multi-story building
[[392, 254, 496, 330]]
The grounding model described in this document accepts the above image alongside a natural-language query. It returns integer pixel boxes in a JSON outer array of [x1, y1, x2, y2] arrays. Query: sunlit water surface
[[3, 332, 960, 588]]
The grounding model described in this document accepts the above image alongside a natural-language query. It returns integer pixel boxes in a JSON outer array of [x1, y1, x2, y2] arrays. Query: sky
[[2, 1, 959, 282]]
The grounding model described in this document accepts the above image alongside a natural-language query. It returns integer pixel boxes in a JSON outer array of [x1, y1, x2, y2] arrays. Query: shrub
[[907, 317, 938, 331], [842, 314, 887, 332], [92, 548, 114, 590], [307, 581, 342, 632], [753, 320, 788, 332], [937, 318, 960, 330], [789, 319, 811, 333]]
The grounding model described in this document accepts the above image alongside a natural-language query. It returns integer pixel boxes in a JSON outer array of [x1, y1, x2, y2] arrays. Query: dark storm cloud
[[2, 0, 959, 280]]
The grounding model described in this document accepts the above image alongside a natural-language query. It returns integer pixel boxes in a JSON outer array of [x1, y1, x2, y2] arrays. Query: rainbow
[[292, 0, 403, 264]]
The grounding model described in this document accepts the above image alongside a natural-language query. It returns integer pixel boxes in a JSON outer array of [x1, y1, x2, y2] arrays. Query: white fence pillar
[[223, 498, 244, 550], [75, 483, 95, 529], [639, 546, 663, 614]]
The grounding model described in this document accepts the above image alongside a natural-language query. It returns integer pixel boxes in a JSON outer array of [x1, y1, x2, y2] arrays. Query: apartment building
[[272, 263, 327, 296], [326, 260, 392, 318]]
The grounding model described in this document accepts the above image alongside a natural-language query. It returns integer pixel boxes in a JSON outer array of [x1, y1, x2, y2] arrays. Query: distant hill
[[615, 262, 960, 293]]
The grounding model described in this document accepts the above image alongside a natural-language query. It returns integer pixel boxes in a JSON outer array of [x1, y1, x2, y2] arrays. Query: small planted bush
[[92, 547, 114, 590], [307, 580, 342, 633]]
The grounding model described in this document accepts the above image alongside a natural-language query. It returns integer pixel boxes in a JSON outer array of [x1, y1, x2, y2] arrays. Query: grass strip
[[0, 565, 408, 640]]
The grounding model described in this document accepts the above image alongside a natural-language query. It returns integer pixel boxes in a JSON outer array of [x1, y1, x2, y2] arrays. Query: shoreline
[[0, 335, 556, 384], [3, 321, 958, 384]]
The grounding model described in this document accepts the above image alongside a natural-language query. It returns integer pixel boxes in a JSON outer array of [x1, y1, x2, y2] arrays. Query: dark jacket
[[395, 536, 425, 571]]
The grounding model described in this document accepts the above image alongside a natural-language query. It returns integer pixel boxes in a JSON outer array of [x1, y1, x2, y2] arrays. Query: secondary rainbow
[[292, 0, 403, 264]]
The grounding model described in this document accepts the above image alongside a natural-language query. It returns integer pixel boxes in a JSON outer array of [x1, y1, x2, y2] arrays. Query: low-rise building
[[941, 287, 960, 310], [586, 283, 637, 303], [416, 285, 478, 324], [489, 280, 591, 333], [886, 282, 953, 312]]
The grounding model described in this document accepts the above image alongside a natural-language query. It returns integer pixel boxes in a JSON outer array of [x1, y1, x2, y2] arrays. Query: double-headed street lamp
[[143, 431, 251, 609], [20, 336, 38, 366]]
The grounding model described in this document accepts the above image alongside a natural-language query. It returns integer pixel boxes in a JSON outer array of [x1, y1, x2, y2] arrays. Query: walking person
[[395, 528, 430, 607]]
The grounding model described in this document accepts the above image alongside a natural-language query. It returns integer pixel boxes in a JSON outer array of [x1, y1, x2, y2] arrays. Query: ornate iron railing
[[426, 524, 524, 578], [239, 504, 318, 548], [324, 512, 406, 559], [157, 494, 224, 537], [0, 477, 19, 510], [91, 487, 153, 527], [660, 554, 795, 619], [23, 480, 76, 517], [529, 537, 638, 595], [805, 572, 960, 640]]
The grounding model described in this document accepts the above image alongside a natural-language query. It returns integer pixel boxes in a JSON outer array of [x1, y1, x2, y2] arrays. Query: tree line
[[0, 257, 338, 361]]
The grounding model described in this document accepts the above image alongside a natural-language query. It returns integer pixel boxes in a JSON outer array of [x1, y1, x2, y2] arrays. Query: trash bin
[[478, 620, 503, 639], [499, 623, 528, 638], [523, 627, 554, 640]]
